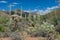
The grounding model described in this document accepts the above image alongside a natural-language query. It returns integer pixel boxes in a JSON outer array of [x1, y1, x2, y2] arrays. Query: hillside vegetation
[[0, 8, 60, 40]]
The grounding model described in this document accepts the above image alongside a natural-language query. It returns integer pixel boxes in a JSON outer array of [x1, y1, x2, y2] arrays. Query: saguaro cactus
[[28, 9, 31, 21], [21, 6, 22, 17]]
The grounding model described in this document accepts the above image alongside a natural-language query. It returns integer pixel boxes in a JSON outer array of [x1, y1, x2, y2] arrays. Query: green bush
[[0, 15, 10, 32], [0, 15, 9, 24], [26, 22, 55, 37], [0, 24, 7, 32]]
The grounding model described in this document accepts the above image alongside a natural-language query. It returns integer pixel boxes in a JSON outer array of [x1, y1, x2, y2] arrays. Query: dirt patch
[[0, 37, 12, 40], [25, 37, 47, 40], [23, 32, 47, 40]]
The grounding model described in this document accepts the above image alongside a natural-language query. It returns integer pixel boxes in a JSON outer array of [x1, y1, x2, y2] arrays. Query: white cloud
[[31, 9, 37, 12], [36, 5, 59, 15], [59, 4, 60, 6], [51, 6, 59, 9], [0, 1, 7, 3], [13, 2, 22, 5], [13, 3, 19, 4], [8, 4, 15, 7], [47, 6, 59, 10], [42, 5, 59, 14], [10, 5, 15, 6], [24, 9, 38, 12], [24, 5, 60, 15], [24, 10, 29, 12], [2, 9, 5, 11]]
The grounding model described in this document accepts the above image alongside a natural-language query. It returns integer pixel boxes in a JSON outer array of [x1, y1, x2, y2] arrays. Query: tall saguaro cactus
[[37, 14, 40, 21], [15, 10, 17, 15], [9, 4, 12, 26], [28, 9, 31, 21], [9, 4, 11, 16], [21, 6, 22, 17], [25, 14, 26, 20]]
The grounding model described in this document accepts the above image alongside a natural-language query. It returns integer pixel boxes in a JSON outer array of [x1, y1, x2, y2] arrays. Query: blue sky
[[0, 0, 60, 12]]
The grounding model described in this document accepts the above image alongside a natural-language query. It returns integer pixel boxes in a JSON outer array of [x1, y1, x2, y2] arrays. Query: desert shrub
[[51, 18, 58, 26], [26, 22, 55, 37], [8, 31, 24, 40], [0, 32, 6, 37], [51, 32, 60, 40], [56, 33, 60, 40], [0, 15, 12, 32], [55, 24, 60, 33], [0, 15, 9, 24], [0, 15, 13, 37], [0, 24, 8, 32]]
